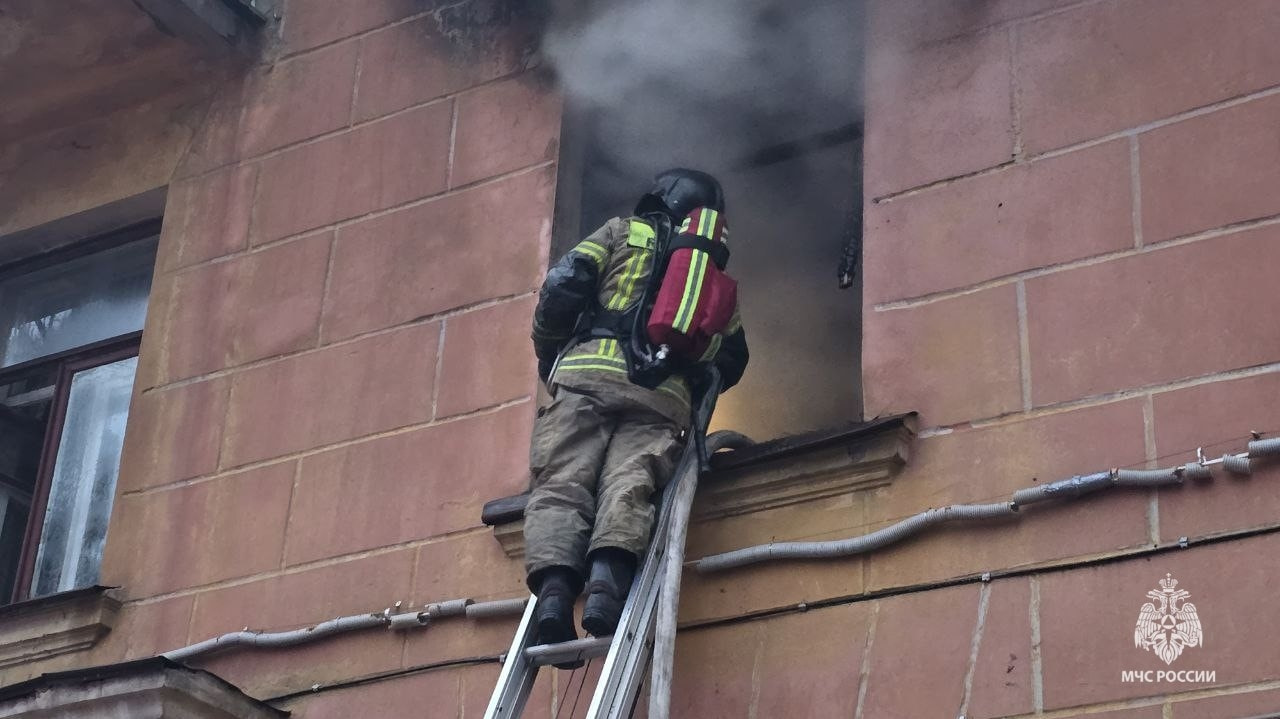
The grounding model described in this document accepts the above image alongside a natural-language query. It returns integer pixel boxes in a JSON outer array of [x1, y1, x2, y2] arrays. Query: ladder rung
[[525, 635, 614, 667]]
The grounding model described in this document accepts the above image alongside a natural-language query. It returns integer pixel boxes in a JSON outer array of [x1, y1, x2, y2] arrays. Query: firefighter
[[524, 168, 749, 648]]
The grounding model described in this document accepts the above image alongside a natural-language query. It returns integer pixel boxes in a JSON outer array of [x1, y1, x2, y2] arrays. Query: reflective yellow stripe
[[561, 355, 613, 366], [692, 252, 710, 329], [561, 339, 624, 364], [607, 229, 651, 311], [605, 255, 631, 309], [701, 209, 719, 238], [557, 363, 689, 403], [562, 349, 624, 365], [558, 360, 627, 371], [673, 253, 700, 332], [674, 251, 707, 333], [575, 241, 607, 267], [605, 261, 627, 310], [559, 360, 626, 370]]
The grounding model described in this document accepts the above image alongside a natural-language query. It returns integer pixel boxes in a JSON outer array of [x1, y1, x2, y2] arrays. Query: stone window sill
[[0, 586, 122, 670], [481, 413, 917, 559], [0, 656, 285, 717]]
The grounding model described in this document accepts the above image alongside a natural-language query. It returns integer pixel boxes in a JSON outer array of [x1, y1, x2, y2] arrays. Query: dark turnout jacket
[[531, 216, 748, 426]]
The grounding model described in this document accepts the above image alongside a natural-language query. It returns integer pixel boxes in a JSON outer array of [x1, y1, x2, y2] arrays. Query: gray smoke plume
[[542, 0, 862, 196], [539, 0, 866, 438]]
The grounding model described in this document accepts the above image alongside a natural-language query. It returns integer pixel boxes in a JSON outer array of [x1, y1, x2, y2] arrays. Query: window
[[0, 224, 158, 602], [548, 0, 865, 440]]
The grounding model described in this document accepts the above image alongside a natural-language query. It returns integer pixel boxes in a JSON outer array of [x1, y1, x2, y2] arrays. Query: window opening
[[546, 0, 865, 440], [30, 354, 138, 597], [0, 237, 156, 369], [0, 225, 157, 602], [0, 367, 56, 601]]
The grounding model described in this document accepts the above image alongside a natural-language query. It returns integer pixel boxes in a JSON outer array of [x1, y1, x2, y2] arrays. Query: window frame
[[0, 220, 158, 604], [7, 335, 141, 603], [0, 219, 160, 286]]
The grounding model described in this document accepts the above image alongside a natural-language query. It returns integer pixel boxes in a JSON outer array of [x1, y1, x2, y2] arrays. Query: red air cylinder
[[646, 208, 737, 360]]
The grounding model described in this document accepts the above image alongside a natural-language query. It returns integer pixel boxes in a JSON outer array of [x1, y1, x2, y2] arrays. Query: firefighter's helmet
[[634, 168, 725, 220]]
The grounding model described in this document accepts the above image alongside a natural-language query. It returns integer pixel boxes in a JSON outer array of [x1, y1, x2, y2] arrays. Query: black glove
[[538, 356, 555, 384]]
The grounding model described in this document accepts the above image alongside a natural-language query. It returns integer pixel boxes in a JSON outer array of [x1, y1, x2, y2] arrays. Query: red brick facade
[[852, 0, 1280, 715], [2, 0, 1278, 716]]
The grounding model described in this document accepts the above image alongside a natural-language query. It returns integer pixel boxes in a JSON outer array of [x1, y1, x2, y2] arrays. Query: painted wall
[[1, 0, 562, 714], [4, 0, 1280, 717], [106, 0, 562, 711], [668, 1, 1280, 717]]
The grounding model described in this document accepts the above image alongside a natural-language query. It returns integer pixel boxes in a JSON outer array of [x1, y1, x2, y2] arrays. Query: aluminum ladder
[[483, 371, 722, 719]]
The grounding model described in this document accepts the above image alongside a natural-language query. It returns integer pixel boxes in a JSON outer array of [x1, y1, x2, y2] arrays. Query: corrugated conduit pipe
[[696, 502, 1019, 572], [162, 438, 1280, 661], [163, 596, 529, 663], [695, 434, 1280, 574]]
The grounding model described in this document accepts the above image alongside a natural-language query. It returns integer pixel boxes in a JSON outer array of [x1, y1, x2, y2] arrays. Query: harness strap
[[591, 309, 632, 337], [667, 235, 729, 270]]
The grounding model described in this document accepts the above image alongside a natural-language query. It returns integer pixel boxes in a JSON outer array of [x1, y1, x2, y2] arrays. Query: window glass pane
[[0, 237, 158, 368], [0, 368, 56, 600], [30, 356, 137, 598]]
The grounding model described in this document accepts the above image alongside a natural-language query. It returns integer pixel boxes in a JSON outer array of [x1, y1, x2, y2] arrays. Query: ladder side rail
[[585, 451, 690, 718], [649, 373, 727, 719], [646, 456, 702, 719], [483, 594, 541, 719], [588, 370, 721, 718]]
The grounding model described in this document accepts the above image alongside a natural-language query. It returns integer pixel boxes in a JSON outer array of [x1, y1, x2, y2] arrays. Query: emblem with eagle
[[1134, 573, 1202, 665]]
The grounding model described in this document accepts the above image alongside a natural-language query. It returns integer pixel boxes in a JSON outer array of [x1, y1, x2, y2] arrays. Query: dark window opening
[[0, 223, 158, 603], [548, 0, 865, 440]]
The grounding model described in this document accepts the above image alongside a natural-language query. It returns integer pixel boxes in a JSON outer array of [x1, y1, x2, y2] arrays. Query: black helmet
[[634, 168, 725, 220]]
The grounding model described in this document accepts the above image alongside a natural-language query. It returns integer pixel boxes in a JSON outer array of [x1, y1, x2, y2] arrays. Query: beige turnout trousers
[[523, 386, 685, 584]]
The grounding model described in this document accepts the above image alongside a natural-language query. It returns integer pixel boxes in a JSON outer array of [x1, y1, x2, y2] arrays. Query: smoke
[[542, 0, 862, 195], [539, 0, 866, 438]]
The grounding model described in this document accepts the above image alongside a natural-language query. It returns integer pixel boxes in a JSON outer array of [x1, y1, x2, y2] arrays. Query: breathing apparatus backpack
[[647, 207, 737, 356], [605, 207, 738, 390]]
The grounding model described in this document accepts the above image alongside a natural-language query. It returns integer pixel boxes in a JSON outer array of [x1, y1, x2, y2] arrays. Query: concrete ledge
[[481, 414, 917, 559], [693, 414, 916, 521], [0, 657, 285, 718], [0, 587, 122, 670], [491, 520, 527, 560]]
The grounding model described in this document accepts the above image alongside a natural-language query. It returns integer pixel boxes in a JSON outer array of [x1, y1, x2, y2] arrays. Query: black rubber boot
[[581, 548, 637, 637], [533, 567, 584, 669]]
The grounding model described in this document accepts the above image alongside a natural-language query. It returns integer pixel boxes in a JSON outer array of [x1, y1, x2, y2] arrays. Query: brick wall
[[6, 0, 1280, 716], [858, 0, 1280, 583], [675, 532, 1280, 718], [113, 1, 562, 710], [668, 0, 1280, 715], [0, 1, 562, 715]]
